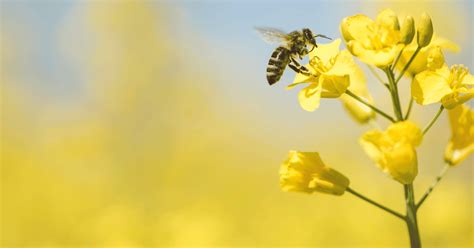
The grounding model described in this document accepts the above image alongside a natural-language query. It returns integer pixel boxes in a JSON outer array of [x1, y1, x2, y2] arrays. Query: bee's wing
[[255, 27, 289, 44]]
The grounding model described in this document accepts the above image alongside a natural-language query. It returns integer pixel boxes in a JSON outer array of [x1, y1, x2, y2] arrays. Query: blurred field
[[1, 1, 472, 247]]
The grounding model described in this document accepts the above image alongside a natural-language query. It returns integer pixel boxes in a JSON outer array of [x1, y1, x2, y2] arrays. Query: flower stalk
[[416, 164, 449, 209], [423, 106, 444, 135], [395, 46, 422, 84], [405, 184, 421, 248], [345, 90, 395, 122], [385, 68, 404, 121], [347, 187, 404, 220], [405, 98, 414, 120]]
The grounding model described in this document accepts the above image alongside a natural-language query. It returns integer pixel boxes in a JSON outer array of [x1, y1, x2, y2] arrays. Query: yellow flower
[[360, 121, 422, 184], [444, 104, 474, 166], [286, 39, 353, 111], [340, 9, 403, 68], [412, 48, 474, 109], [396, 35, 460, 77], [280, 151, 350, 195]]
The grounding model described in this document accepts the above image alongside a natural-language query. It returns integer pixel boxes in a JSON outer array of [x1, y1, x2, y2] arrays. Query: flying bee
[[256, 27, 331, 85]]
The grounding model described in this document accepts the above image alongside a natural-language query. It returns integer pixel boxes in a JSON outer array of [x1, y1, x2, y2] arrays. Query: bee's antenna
[[309, 46, 316, 52], [314, 34, 332, 40]]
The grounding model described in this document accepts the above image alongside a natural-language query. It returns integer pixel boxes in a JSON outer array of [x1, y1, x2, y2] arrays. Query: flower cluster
[[278, 9, 472, 190], [267, 8, 474, 246]]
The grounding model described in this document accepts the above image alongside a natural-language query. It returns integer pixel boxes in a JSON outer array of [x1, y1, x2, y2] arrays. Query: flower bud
[[280, 151, 349, 195], [417, 13, 433, 47], [400, 16, 415, 44]]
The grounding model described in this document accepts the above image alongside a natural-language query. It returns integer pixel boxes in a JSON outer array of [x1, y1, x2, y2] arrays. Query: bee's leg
[[288, 63, 311, 76], [290, 57, 310, 76], [288, 63, 304, 74]]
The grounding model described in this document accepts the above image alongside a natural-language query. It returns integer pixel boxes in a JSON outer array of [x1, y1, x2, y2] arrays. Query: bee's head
[[302, 28, 317, 48]]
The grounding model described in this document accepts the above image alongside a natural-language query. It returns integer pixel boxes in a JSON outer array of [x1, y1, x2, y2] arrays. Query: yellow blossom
[[280, 151, 350, 195], [340, 9, 403, 68], [286, 39, 353, 111], [412, 48, 473, 109], [396, 35, 459, 76], [360, 121, 423, 184], [444, 104, 474, 166]]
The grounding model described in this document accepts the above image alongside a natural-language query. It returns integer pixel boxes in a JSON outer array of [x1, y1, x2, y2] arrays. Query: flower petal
[[348, 41, 400, 68], [309, 39, 341, 66], [298, 83, 322, 111], [340, 14, 374, 43], [359, 130, 386, 169], [360, 122, 421, 184], [384, 143, 418, 184], [319, 74, 350, 98], [280, 151, 349, 195], [441, 88, 474, 109], [431, 35, 461, 53], [375, 9, 399, 30], [426, 46, 445, 70], [386, 121, 423, 147], [412, 70, 452, 105]]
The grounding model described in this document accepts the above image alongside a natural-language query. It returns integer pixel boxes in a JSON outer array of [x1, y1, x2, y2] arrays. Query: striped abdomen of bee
[[266, 46, 291, 85]]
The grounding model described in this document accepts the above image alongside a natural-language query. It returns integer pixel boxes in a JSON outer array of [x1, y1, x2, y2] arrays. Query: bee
[[256, 27, 331, 85]]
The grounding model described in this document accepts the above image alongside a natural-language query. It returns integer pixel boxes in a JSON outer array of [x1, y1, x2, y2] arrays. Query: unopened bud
[[400, 16, 415, 44], [417, 13, 433, 47]]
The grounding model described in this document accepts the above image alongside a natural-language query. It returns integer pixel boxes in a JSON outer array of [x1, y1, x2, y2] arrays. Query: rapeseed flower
[[340, 9, 402, 68], [412, 48, 473, 109], [287, 39, 355, 111], [360, 121, 423, 184], [280, 151, 350, 195]]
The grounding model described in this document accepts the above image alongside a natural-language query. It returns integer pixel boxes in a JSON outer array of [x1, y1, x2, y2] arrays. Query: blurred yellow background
[[1, 0, 472, 247]]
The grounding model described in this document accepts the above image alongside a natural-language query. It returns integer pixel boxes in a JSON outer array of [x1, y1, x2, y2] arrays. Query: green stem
[[385, 69, 404, 121], [404, 184, 421, 248], [395, 46, 422, 84], [423, 106, 444, 135], [345, 90, 396, 123], [416, 164, 449, 209], [404, 98, 414, 120], [391, 46, 405, 70], [347, 187, 405, 220]]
